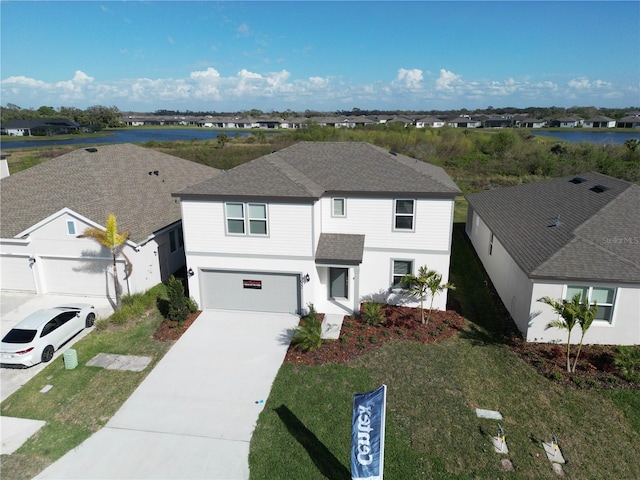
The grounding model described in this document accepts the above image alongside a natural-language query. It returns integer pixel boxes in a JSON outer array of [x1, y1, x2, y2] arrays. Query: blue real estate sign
[[351, 384, 387, 480]]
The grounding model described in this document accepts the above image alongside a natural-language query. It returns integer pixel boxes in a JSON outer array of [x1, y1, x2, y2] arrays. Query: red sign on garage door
[[243, 279, 262, 289]]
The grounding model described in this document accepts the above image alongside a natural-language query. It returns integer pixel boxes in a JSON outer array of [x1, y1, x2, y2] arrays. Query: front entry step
[[321, 314, 345, 339]]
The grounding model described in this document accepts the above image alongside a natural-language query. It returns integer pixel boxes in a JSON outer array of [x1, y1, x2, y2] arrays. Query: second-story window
[[394, 199, 415, 231], [332, 197, 346, 217], [225, 202, 268, 236]]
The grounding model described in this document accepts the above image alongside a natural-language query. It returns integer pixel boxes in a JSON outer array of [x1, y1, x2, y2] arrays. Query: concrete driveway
[[1, 292, 115, 402], [35, 310, 299, 479]]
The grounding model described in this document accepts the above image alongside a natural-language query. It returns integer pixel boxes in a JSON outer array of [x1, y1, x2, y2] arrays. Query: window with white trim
[[66, 220, 76, 235], [565, 285, 616, 323], [225, 202, 268, 236], [332, 197, 346, 217], [394, 199, 415, 231], [392, 260, 413, 289]]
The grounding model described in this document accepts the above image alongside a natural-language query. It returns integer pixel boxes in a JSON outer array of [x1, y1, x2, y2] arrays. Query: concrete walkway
[[35, 310, 299, 479]]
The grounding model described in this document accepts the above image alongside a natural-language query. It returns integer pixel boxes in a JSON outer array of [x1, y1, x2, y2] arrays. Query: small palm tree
[[572, 299, 598, 373], [79, 214, 132, 309], [425, 272, 455, 323], [403, 266, 454, 324], [539, 294, 581, 372]]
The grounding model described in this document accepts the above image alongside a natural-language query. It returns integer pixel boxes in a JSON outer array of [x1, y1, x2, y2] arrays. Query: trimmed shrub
[[166, 275, 189, 325], [614, 346, 640, 383], [361, 302, 386, 326], [291, 303, 323, 352]]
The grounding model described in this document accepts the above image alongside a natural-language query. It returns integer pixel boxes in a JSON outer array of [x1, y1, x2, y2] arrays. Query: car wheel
[[41, 345, 55, 363], [86, 312, 96, 328]]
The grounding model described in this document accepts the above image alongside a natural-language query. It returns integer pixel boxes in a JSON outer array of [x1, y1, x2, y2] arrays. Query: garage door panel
[[0, 256, 36, 292], [201, 270, 299, 314], [42, 257, 113, 296]]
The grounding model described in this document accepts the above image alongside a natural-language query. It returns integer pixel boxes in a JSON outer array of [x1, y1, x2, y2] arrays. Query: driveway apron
[[35, 310, 299, 479]]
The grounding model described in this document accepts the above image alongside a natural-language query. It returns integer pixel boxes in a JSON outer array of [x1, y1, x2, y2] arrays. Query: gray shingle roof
[[175, 142, 460, 199], [466, 173, 640, 283], [315, 233, 365, 265], [0, 143, 220, 243]]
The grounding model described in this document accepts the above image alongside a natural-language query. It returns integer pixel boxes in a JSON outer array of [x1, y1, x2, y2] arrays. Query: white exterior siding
[[182, 200, 314, 258], [1, 209, 171, 298], [466, 209, 533, 334]]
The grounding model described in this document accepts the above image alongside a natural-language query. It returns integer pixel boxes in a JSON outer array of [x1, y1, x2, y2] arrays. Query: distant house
[[387, 116, 414, 128], [481, 116, 513, 128], [1, 118, 80, 136], [0, 144, 219, 299], [466, 173, 640, 346], [415, 116, 445, 128], [174, 142, 460, 316], [583, 116, 616, 128], [447, 117, 481, 128], [519, 118, 547, 128], [616, 116, 640, 129], [551, 117, 583, 128]]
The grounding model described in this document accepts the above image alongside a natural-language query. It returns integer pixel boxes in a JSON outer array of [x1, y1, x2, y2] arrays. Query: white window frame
[[564, 285, 617, 324], [391, 259, 413, 289], [332, 197, 346, 217], [224, 202, 268, 236], [66, 220, 76, 235], [393, 199, 415, 231]]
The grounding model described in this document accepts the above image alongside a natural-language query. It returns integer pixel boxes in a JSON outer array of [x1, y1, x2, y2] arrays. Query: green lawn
[[249, 225, 640, 479]]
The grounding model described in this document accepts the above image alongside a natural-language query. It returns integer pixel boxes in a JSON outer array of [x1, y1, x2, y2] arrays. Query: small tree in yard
[[539, 294, 581, 373], [166, 275, 189, 326], [572, 298, 598, 373], [403, 265, 454, 324], [79, 213, 132, 309]]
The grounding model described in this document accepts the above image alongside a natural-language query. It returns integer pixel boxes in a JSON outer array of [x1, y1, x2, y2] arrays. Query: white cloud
[[395, 68, 423, 90], [435, 69, 464, 93]]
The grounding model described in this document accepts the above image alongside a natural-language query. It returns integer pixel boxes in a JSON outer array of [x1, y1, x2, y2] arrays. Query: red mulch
[[284, 305, 465, 366], [153, 311, 201, 342]]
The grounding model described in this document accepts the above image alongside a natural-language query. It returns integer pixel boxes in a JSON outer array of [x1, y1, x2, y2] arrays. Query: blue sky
[[1, 1, 638, 112]]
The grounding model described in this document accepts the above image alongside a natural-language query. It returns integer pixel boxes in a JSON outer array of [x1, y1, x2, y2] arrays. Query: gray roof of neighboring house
[[466, 172, 640, 284], [315, 233, 365, 265], [175, 142, 461, 200], [0, 143, 220, 243]]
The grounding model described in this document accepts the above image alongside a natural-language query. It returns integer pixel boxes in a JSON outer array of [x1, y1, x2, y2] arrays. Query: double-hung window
[[394, 199, 415, 231], [225, 202, 268, 236], [565, 285, 616, 323], [392, 260, 413, 289]]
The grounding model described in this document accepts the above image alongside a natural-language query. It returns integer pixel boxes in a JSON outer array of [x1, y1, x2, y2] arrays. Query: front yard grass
[[0, 285, 172, 480], [249, 225, 640, 479]]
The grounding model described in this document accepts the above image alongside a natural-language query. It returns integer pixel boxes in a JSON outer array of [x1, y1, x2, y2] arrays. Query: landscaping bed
[[285, 305, 465, 366], [153, 311, 201, 342]]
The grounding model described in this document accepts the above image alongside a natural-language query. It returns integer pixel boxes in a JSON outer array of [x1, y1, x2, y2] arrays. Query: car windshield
[[2, 329, 37, 344]]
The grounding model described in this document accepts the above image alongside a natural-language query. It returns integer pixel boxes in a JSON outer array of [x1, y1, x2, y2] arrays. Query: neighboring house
[[480, 116, 513, 128], [466, 173, 640, 345], [1, 118, 80, 136], [519, 118, 547, 128], [0, 144, 219, 300], [447, 117, 482, 128], [616, 116, 640, 129], [174, 142, 461, 316], [415, 116, 445, 128], [550, 117, 584, 128], [583, 116, 616, 128]]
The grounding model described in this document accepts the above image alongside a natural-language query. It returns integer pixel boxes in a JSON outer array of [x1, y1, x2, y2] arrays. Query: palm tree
[[79, 214, 132, 309], [539, 293, 582, 372], [403, 266, 454, 324], [425, 271, 455, 323], [572, 299, 598, 373]]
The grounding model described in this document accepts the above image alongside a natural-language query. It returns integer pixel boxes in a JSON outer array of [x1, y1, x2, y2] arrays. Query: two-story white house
[[466, 173, 640, 345], [174, 142, 461, 316]]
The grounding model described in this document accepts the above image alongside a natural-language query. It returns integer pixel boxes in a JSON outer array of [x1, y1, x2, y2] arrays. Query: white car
[[1, 304, 96, 368]]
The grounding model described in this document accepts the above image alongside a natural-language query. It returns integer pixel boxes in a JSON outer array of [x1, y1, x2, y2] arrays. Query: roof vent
[[590, 184, 609, 193], [85, 147, 98, 153], [148, 170, 159, 176], [569, 176, 586, 184], [389, 150, 397, 156]]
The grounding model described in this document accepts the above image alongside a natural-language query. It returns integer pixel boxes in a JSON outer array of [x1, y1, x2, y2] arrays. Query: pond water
[[0, 128, 261, 150], [531, 130, 640, 145]]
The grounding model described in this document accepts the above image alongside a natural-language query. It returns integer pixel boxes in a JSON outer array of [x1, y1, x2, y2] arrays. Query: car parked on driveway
[[1, 304, 96, 368]]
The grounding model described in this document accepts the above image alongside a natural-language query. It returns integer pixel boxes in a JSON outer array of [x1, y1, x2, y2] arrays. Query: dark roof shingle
[[0, 144, 220, 243]]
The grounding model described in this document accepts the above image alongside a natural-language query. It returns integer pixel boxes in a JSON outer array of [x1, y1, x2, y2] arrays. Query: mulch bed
[[284, 305, 465, 366], [153, 311, 201, 342]]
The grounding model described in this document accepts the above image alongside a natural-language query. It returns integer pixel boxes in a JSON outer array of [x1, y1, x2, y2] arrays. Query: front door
[[329, 267, 348, 299]]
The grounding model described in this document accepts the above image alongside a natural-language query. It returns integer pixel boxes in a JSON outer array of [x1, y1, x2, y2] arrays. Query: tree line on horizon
[[2, 103, 638, 126]]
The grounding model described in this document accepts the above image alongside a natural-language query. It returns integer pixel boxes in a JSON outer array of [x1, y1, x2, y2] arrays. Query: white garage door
[[200, 270, 300, 314], [0, 255, 37, 292], [41, 257, 115, 296]]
